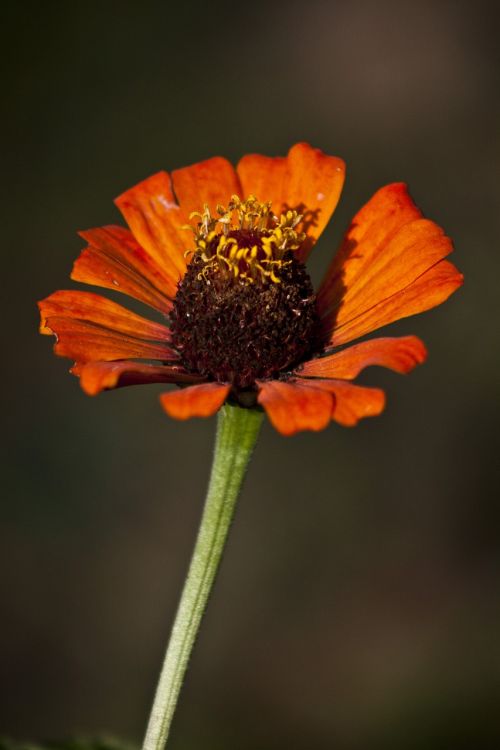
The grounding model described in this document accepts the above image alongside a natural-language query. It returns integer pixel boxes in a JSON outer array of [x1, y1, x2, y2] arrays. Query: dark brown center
[[170, 243, 319, 390]]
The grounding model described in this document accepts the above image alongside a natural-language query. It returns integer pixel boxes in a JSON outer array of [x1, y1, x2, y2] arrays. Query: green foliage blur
[[2, 1, 499, 748]]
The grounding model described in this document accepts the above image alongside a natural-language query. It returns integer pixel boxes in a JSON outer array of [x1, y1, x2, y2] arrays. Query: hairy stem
[[142, 403, 264, 750]]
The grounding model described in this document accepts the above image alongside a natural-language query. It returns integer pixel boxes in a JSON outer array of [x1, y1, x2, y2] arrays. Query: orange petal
[[318, 183, 421, 312], [72, 361, 203, 396], [237, 142, 345, 261], [42, 316, 176, 363], [39, 290, 171, 341], [256, 379, 334, 436], [115, 171, 188, 282], [300, 379, 385, 427], [296, 336, 427, 379], [329, 259, 463, 346], [72, 226, 174, 312], [317, 183, 462, 343], [160, 382, 230, 420], [172, 156, 242, 216]]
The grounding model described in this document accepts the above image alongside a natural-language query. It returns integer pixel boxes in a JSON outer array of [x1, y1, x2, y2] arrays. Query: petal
[[39, 290, 171, 341], [72, 361, 203, 396], [300, 379, 385, 427], [328, 259, 463, 346], [72, 226, 174, 311], [317, 183, 462, 344], [172, 156, 242, 216], [237, 142, 345, 261], [160, 382, 230, 420], [256, 379, 334, 436], [115, 171, 188, 282], [296, 336, 427, 379], [42, 317, 176, 363], [318, 183, 422, 313]]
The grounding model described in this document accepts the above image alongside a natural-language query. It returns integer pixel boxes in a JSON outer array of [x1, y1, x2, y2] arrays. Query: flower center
[[170, 196, 320, 390]]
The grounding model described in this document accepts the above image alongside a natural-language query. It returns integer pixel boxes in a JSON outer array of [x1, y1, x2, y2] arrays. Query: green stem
[[142, 402, 264, 750]]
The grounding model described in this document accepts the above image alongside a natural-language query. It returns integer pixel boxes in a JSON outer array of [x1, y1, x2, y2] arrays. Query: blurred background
[[2, 1, 499, 748]]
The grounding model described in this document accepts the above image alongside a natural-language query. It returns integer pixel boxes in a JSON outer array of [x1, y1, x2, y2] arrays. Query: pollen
[[185, 195, 306, 285]]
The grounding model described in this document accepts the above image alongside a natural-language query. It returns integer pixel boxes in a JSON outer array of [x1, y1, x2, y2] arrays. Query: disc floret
[[186, 195, 306, 284]]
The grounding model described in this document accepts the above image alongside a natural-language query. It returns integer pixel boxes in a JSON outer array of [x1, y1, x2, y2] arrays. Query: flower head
[[39, 143, 463, 435]]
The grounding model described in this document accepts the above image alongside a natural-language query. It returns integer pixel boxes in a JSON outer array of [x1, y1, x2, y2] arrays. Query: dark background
[[2, 1, 499, 748]]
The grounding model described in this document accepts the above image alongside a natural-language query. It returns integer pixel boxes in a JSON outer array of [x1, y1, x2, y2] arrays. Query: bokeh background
[[2, 1, 500, 748]]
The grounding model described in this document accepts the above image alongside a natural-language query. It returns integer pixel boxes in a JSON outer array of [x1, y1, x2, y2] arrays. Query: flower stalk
[[142, 403, 264, 750]]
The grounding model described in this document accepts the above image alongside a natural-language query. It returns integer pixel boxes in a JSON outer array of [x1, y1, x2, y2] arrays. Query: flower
[[39, 143, 463, 436]]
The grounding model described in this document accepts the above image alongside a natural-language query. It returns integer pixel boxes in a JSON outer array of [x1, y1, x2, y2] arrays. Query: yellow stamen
[[186, 195, 305, 284]]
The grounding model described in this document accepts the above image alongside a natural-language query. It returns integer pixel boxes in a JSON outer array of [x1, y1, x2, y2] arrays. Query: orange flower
[[39, 143, 463, 436]]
